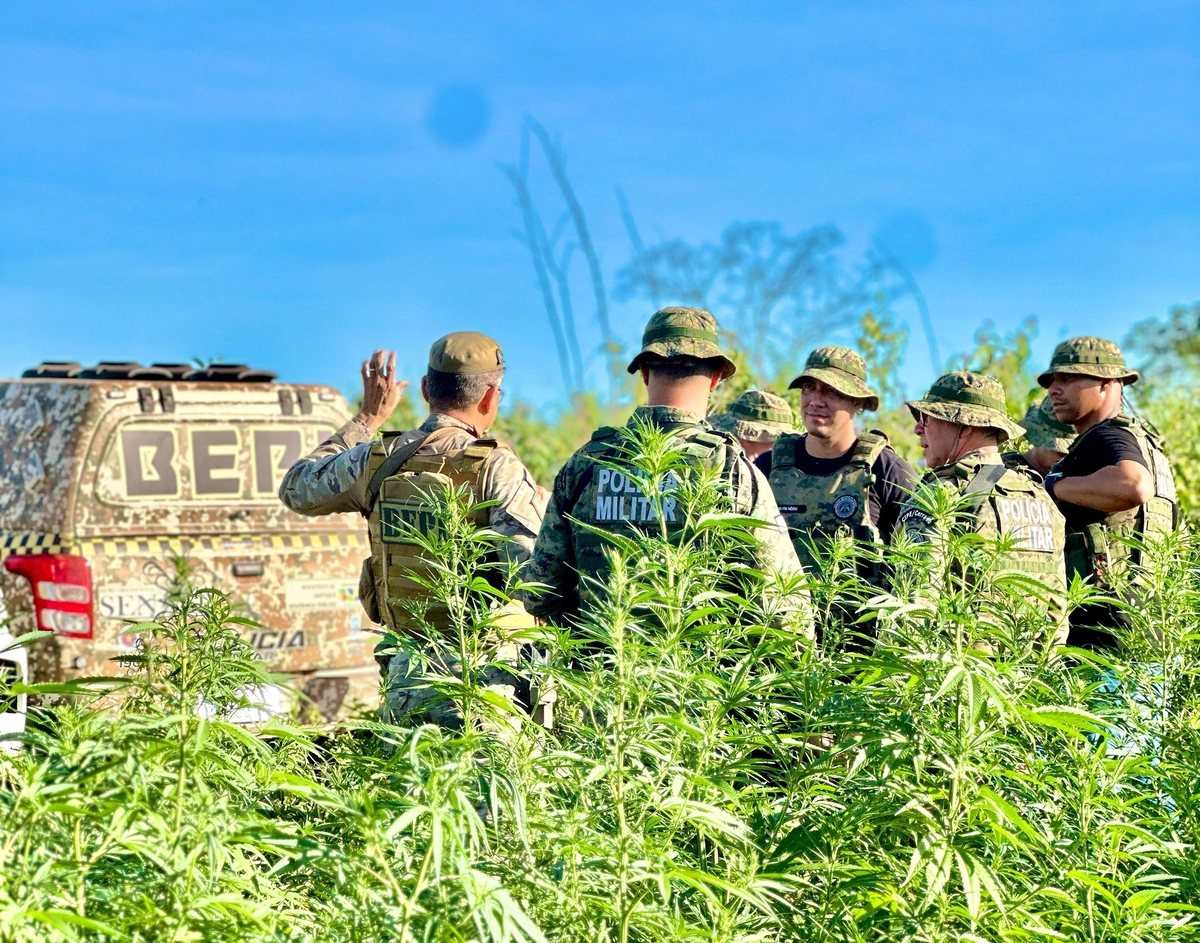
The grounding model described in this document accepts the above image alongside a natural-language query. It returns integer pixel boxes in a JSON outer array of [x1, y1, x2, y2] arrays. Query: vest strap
[[962, 462, 1008, 497], [363, 426, 466, 515]]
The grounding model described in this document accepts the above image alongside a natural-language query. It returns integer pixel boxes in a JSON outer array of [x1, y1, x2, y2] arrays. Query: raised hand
[[355, 349, 408, 432]]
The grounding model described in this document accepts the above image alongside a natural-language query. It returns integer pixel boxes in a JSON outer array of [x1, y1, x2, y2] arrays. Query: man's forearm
[[278, 419, 376, 515], [1052, 461, 1154, 512]]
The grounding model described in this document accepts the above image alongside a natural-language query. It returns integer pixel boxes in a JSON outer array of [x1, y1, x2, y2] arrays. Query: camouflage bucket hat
[[905, 371, 1025, 444], [788, 346, 881, 412], [627, 306, 737, 379], [709, 389, 796, 443], [1021, 395, 1076, 453], [1037, 336, 1139, 388]]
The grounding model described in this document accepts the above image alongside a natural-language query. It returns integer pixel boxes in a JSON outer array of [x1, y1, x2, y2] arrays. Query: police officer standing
[[709, 389, 796, 464], [521, 307, 808, 631], [898, 372, 1068, 643], [1038, 337, 1180, 649], [765, 347, 917, 573], [279, 334, 548, 728]]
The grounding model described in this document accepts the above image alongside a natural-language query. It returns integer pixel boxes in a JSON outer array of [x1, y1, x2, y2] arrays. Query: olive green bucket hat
[[1020, 395, 1076, 453], [788, 346, 881, 412], [1037, 336, 1139, 388], [905, 371, 1024, 444], [709, 389, 796, 443], [627, 306, 737, 379]]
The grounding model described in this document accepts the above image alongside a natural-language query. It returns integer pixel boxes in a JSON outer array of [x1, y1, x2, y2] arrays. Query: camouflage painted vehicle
[[0, 361, 376, 724]]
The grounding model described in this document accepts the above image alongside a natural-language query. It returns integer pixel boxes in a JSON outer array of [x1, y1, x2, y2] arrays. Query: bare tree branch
[[873, 239, 941, 375], [527, 118, 621, 400], [500, 131, 576, 395], [616, 187, 659, 309]]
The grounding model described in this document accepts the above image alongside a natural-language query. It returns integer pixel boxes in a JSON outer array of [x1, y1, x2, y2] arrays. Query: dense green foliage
[[3, 425, 1199, 942]]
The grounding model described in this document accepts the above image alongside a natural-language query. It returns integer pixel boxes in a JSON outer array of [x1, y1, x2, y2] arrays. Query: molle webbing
[[567, 425, 734, 574], [365, 428, 501, 635], [769, 431, 887, 568], [1062, 416, 1180, 583]]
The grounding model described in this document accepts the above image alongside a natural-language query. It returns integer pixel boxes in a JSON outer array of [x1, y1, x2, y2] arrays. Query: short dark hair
[[426, 367, 503, 411], [640, 355, 724, 381]]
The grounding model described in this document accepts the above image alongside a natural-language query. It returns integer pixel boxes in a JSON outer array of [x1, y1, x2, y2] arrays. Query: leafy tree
[[1124, 301, 1200, 392]]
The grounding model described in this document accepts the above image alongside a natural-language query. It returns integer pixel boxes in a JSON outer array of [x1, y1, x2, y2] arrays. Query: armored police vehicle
[[0, 361, 376, 728]]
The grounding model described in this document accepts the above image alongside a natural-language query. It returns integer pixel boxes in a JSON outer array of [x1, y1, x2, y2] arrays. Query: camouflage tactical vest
[[362, 428, 501, 636], [565, 423, 743, 579], [769, 430, 888, 571], [902, 455, 1067, 591], [1053, 415, 1180, 586]]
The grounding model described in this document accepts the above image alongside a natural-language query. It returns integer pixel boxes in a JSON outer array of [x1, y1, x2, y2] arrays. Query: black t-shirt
[[1054, 424, 1148, 529], [756, 436, 919, 542]]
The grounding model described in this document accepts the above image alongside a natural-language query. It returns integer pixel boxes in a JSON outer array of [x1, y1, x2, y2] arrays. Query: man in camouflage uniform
[[709, 389, 795, 464], [1038, 337, 1181, 649], [522, 307, 809, 633], [1005, 395, 1076, 476], [765, 347, 917, 574], [279, 335, 549, 729], [899, 372, 1068, 644]]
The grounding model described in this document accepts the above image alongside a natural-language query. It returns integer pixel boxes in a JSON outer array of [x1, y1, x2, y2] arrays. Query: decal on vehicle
[[119, 427, 181, 498], [248, 629, 307, 654], [97, 585, 171, 622], [191, 428, 241, 495], [104, 422, 341, 504], [285, 579, 359, 611], [252, 428, 304, 495]]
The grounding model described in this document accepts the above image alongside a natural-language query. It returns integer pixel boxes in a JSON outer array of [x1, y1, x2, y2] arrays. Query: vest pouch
[[1065, 530, 1093, 583], [379, 470, 461, 637], [1085, 522, 1112, 584], [358, 556, 381, 625]]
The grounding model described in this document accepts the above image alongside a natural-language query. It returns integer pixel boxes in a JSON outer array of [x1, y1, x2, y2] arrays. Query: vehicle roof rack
[[76, 362, 146, 380], [186, 364, 278, 383], [19, 361, 278, 383], [146, 363, 194, 379], [22, 361, 83, 378]]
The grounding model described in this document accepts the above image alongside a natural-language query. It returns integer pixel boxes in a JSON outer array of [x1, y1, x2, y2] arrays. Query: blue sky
[[2, 1, 1197, 408]]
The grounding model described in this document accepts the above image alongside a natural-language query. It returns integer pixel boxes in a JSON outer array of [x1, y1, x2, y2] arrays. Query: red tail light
[[4, 554, 94, 639]]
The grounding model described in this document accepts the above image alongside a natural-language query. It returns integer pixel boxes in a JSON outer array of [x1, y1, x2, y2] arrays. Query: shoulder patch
[[590, 425, 621, 442], [897, 505, 936, 537]]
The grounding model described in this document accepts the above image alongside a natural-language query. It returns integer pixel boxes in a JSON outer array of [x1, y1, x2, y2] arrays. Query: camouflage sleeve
[[481, 448, 548, 566], [278, 418, 376, 516], [518, 460, 580, 623], [741, 461, 813, 637]]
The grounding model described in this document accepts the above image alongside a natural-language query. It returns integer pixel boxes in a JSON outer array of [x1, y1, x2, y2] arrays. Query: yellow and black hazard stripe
[[0, 531, 368, 562], [0, 532, 69, 556]]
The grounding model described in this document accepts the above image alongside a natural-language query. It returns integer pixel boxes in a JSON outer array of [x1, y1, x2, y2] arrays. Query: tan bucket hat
[[709, 389, 795, 443], [627, 306, 737, 379], [905, 371, 1024, 444], [788, 346, 881, 412], [1020, 395, 1076, 453], [1037, 336, 1139, 388]]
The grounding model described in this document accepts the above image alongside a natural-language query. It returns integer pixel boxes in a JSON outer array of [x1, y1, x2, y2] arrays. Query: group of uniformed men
[[279, 306, 1181, 730]]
